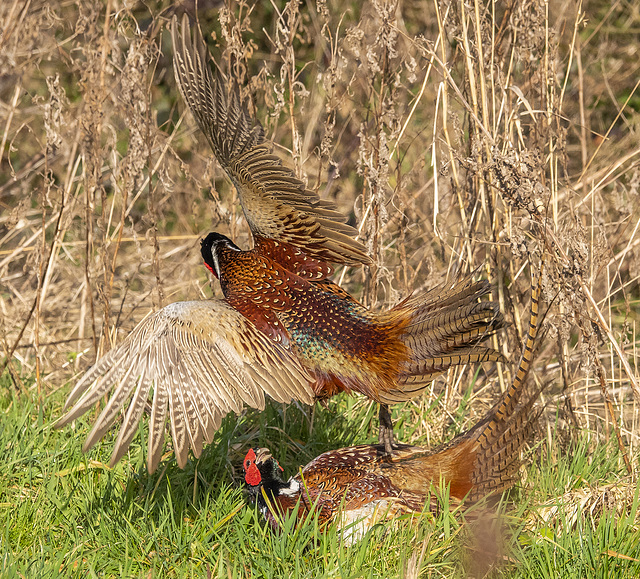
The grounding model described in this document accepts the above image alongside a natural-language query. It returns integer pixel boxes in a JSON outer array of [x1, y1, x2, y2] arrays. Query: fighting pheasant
[[56, 15, 504, 472], [243, 272, 542, 539], [200, 231, 503, 447]]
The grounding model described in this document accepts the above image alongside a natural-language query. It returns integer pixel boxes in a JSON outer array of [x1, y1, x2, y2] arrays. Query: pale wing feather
[[249, 356, 310, 404], [57, 300, 314, 473], [148, 378, 169, 472], [188, 344, 245, 414], [208, 340, 267, 408], [167, 374, 190, 469], [176, 366, 205, 460], [178, 351, 220, 426], [248, 364, 293, 404], [171, 361, 197, 459], [62, 358, 130, 420], [109, 375, 153, 467], [179, 363, 216, 447], [81, 363, 141, 451]]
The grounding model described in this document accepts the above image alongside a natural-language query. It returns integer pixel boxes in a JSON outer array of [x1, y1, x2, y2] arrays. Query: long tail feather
[[393, 266, 542, 501], [380, 277, 505, 402], [467, 268, 542, 499]]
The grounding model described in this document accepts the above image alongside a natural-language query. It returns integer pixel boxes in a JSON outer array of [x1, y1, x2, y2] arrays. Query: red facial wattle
[[204, 261, 218, 279], [243, 448, 257, 468], [243, 449, 261, 485], [245, 462, 261, 486]]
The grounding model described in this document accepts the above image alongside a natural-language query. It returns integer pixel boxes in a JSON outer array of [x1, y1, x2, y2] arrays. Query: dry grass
[[1, 0, 639, 527]]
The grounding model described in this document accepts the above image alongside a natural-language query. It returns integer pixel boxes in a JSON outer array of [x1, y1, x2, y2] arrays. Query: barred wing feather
[[171, 14, 371, 267]]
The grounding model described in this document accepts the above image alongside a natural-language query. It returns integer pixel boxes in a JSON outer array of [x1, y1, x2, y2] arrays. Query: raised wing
[[171, 14, 372, 268], [57, 300, 315, 472]]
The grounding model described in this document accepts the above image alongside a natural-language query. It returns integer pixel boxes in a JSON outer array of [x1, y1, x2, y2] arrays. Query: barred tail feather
[[403, 268, 542, 501], [380, 277, 504, 402], [467, 268, 542, 500]]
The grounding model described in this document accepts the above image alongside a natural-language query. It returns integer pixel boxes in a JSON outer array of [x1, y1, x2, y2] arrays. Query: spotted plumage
[[244, 273, 542, 539], [202, 232, 504, 404]]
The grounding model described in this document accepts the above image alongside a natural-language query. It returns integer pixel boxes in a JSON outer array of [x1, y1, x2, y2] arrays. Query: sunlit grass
[[1, 374, 638, 578]]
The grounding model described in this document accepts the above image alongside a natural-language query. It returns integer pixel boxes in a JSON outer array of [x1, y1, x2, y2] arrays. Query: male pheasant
[[56, 16, 504, 472], [201, 232, 503, 442], [174, 13, 505, 449], [243, 272, 542, 539]]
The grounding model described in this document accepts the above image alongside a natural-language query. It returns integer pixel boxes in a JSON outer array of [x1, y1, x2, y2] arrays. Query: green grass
[[1, 375, 638, 578]]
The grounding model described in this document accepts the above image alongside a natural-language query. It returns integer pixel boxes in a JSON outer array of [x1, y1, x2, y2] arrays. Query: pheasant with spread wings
[[57, 15, 505, 472]]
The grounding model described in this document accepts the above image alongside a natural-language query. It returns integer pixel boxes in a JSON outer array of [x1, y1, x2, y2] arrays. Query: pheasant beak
[[255, 448, 284, 471], [254, 448, 272, 463]]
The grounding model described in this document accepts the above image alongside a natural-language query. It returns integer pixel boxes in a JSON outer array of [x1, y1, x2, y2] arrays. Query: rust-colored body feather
[[211, 238, 502, 405]]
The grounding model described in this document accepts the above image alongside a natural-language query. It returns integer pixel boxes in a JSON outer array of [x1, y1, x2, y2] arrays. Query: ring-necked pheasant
[[243, 271, 542, 539], [55, 16, 504, 472], [200, 230, 503, 451]]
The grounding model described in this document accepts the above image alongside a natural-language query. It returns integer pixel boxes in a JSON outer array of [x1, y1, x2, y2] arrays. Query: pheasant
[[201, 231, 504, 444], [174, 13, 505, 449], [243, 271, 542, 539], [55, 16, 504, 472]]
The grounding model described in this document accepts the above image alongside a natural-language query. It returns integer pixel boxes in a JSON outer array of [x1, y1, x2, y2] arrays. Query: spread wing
[[171, 14, 371, 267], [57, 300, 315, 473]]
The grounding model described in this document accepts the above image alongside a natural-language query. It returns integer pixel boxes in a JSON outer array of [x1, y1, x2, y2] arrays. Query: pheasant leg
[[378, 403, 397, 455]]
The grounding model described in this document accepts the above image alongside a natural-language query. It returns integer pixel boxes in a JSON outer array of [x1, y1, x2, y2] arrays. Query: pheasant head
[[200, 232, 241, 279], [243, 447, 292, 497]]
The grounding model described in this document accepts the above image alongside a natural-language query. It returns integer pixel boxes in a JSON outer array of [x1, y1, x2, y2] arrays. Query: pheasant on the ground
[[55, 15, 504, 472], [243, 271, 542, 539]]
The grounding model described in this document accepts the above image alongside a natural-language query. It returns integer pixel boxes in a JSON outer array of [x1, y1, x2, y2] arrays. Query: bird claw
[[378, 426, 398, 456]]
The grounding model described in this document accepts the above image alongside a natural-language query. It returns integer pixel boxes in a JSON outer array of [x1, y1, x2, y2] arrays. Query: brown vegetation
[[1, 0, 639, 470]]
